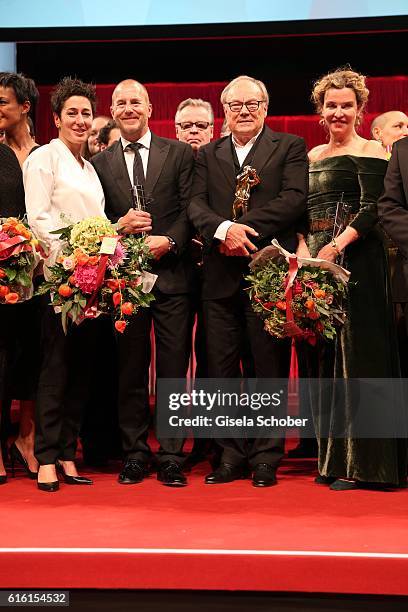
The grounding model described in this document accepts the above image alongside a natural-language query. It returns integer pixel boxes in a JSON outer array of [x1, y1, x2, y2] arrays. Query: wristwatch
[[166, 236, 177, 253]]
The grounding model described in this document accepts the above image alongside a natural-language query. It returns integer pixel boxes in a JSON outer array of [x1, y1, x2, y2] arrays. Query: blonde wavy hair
[[311, 68, 369, 126]]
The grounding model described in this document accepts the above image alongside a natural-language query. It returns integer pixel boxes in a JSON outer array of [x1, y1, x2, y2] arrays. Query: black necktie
[[126, 142, 145, 187]]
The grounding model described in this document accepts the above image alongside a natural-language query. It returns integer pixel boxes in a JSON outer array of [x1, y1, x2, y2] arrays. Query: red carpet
[[1, 453, 407, 595]]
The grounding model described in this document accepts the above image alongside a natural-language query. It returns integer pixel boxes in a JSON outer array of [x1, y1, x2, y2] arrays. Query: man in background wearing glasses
[[175, 98, 214, 156], [188, 75, 308, 487]]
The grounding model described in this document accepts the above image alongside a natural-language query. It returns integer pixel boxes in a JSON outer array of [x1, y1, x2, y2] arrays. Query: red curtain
[[35, 77, 408, 149]]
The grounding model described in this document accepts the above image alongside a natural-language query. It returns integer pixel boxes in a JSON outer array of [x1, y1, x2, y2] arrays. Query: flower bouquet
[[37, 216, 156, 333], [0, 216, 47, 304], [246, 240, 350, 345]]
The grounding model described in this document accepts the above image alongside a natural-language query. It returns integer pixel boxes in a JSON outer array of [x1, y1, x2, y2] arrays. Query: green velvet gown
[[304, 155, 406, 486]]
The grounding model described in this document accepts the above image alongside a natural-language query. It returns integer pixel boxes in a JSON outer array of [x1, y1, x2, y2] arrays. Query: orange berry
[[115, 320, 127, 333], [0, 285, 9, 297], [5, 292, 19, 304], [112, 292, 122, 307], [0, 269, 6, 279], [121, 302, 134, 315], [314, 289, 326, 299], [106, 279, 119, 291], [275, 301, 287, 311], [58, 284, 73, 298], [305, 299, 315, 310]]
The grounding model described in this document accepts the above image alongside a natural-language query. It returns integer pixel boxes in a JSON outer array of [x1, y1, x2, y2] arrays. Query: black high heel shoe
[[37, 465, 59, 492], [37, 479, 59, 492], [0, 474, 7, 485], [56, 461, 93, 485], [9, 442, 38, 480]]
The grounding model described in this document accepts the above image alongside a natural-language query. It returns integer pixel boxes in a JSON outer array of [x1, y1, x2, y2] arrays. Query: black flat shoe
[[157, 461, 187, 487], [329, 479, 358, 491], [205, 463, 250, 484], [37, 480, 59, 492], [0, 474, 7, 485], [9, 442, 38, 479], [314, 475, 336, 485], [56, 462, 93, 485], [252, 463, 277, 487]]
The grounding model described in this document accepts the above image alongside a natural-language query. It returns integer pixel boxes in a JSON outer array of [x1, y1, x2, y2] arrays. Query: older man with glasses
[[175, 98, 214, 155], [188, 75, 308, 487]]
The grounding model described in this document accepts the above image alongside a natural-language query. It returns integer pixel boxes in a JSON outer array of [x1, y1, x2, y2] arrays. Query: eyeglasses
[[176, 121, 211, 131], [224, 100, 265, 113]]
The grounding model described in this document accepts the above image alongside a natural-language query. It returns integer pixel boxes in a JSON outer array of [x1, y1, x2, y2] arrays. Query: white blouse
[[23, 138, 105, 265]]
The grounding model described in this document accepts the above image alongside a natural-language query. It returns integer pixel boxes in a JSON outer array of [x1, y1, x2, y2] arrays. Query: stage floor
[[1, 456, 408, 595]]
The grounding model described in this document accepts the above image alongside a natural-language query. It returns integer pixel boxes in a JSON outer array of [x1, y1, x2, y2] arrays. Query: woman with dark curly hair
[[296, 68, 407, 491], [23, 77, 106, 491]]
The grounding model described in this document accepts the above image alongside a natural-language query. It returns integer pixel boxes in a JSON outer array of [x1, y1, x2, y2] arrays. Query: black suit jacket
[[92, 133, 195, 294], [188, 126, 308, 299], [378, 137, 408, 259]]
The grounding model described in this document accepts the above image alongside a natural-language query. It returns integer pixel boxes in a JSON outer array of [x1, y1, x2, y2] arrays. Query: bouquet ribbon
[[283, 255, 312, 341], [0, 235, 28, 261], [80, 236, 122, 321]]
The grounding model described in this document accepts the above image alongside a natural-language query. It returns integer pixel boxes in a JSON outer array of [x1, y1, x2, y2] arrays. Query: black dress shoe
[[118, 459, 149, 485], [157, 461, 187, 487], [205, 463, 250, 484], [56, 462, 93, 485], [252, 463, 277, 487], [37, 480, 59, 492]]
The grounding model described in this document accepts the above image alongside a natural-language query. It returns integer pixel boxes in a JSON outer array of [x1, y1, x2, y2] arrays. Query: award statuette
[[130, 184, 148, 237], [232, 165, 261, 221]]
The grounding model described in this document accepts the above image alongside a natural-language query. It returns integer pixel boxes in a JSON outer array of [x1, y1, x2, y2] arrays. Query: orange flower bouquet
[[0, 216, 47, 304], [37, 216, 155, 333]]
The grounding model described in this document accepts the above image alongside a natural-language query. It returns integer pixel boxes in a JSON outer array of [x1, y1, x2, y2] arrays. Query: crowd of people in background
[[0, 67, 407, 492]]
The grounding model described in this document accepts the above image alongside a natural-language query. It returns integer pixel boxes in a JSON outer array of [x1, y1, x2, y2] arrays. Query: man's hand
[[219, 223, 259, 257], [145, 235, 171, 260], [296, 233, 311, 259], [117, 209, 152, 234]]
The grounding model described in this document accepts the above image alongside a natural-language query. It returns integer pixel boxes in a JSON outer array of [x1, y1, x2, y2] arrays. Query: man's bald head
[[110, 79, 152, 141], [112, 79, 150, 105], [371, 110, 408, 148]]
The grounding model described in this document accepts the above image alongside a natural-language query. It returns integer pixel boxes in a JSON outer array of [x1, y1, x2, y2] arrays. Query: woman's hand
[[317, 243, 339, 262]]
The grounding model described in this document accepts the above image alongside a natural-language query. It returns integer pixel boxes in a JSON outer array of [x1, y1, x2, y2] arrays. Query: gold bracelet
[[330, 239, 341, 255]]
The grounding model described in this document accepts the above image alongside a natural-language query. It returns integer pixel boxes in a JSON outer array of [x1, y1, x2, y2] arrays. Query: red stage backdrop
[[35, 76, 408, 149]]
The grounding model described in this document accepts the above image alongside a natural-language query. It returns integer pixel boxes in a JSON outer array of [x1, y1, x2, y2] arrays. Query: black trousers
[[35, 303, 99, 465], [203, 289, 291, 469], [116, 289, 191, 465]]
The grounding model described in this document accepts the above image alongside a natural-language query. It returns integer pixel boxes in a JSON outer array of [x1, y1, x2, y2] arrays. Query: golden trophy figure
[[232, 165, 260, 221]]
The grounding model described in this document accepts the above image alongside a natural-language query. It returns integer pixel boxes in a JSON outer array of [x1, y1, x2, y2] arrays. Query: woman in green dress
[[296, 68, 406, 490]]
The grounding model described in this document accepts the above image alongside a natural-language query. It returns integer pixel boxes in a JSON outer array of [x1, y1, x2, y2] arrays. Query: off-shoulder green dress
[[303, 155, 406, 486]]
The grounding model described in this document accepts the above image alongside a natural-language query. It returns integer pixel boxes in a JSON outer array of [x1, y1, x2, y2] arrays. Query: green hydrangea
[[69, 216, 115, 255]]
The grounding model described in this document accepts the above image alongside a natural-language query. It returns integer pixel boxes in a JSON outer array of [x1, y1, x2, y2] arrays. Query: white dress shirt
[[121, 130, 151, 185], [214, 130, 262, 241], [23, 138, 105, 266]]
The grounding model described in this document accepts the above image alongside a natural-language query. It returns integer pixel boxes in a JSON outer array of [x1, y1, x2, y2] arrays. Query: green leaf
[[5, 268, 17, 281], [15, 270, 32, 287]]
